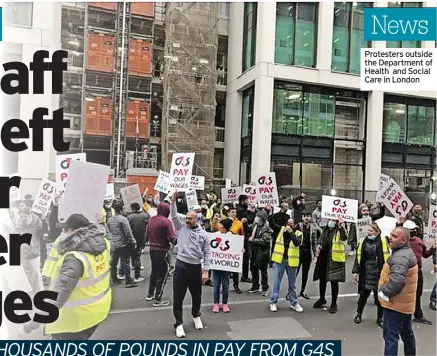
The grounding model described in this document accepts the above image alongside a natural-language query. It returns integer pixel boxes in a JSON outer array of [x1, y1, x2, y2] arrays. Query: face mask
[[328, 221, 336, 229], [147, 199, 153, 204], [105, 204, 112, 209], [361, 213, 369, 217], [60, 232, 71, 241], [197, 213, 203, 220], [367, 234, 376, 240]]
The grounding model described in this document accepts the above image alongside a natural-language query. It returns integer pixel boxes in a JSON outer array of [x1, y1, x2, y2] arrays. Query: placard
[[105, 183, 115, 201], [58, 161, 109, 223], [221, 187, 242, 204], [377, 174, 390, 202], [356, 216, 372, 243], [55, 153, 87, 195], [154, 170, 171, 194], [321, 195, 359, 223], [190, 175, 205, 191], [225, 179, 232, 188], [31, 179, 56, 216], [242, 184, 257, 205], [207, 232, 244, 273], [169, 152, 195, 192], [9, 174, 20, 203], [428, 205, 437, 240], [255, 173, 279, 207], [185, 190, 199, 211], [120, 184, 143, 213], [378, 178, 413, 218]]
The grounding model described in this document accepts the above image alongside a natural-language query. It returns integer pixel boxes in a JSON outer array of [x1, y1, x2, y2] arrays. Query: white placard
[[255, 173, 279, 207], [9, 173, 20, 203], [378, 178, 413, 218], [105, 183, 115, 200], [428, 205, 437, 240], [154, 170, 171, 194], [225, 179, 232, 188], [377, 174, 390, 203], [207, 232, 244, 273], [242, 184, 257, 205], [376, 216, 397, 238], [356, 216, 372, 243], [169, 152, 195, 192], [31, 179, 56, 216], [185, 190, 199, 211], [221, 187, 242, 204], [190, 175, 205, 191], [55, 153, 87, 195], [321, 195, 359, 223], [59, 160, 110, 223], [120, 184, 143, 213]]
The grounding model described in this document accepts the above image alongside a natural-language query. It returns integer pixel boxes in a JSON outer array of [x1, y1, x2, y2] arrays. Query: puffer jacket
[[378, 243, 418, 315], [250, 223, 272, 265], [107, 214, 135, 249]]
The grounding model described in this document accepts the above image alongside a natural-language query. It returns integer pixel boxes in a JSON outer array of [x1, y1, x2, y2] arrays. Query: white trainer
[[193, 317, 204, 330], [175, 325, 186, 338], [290, 303, 304, 313], [270, 304, 278, 312]]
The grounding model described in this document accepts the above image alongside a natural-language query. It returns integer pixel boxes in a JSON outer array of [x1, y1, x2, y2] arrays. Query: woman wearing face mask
[[352, 223, 390, 327], [313, 217, 347, 314]]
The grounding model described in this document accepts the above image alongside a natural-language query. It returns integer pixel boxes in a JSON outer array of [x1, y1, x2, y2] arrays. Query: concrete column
[[223, 91, 242, 183], [316, 2, 334, 71], [227, 3, 244, 82], [364, 91, 384, 201], [255, 2, 276, 65], [250, 76, 274, 182]]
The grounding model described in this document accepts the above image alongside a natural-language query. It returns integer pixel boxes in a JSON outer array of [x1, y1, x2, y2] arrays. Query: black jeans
[[131, 245, 142, 279], [112, 246, 132, 284], [51, 325, 98, 340], [297, 250, 311, 294], [232, 272, 239, 287], [251, 262, 269, 291], [173, 260, 202, 328], [414, 270, 424, 319], [242, 247, 250, 280], [319, 279, 339, 306], [148, 250, 168, 300], [358, 288, 383, 320]]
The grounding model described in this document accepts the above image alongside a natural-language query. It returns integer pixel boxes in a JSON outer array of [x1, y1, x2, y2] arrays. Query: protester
[[378, 227, 418, 356], [431, 254, 437, 311], [102, 199, 115, 225], [268, 202, 291, 267], [408, 204, 424, 240], [236, 194, 254, 283], [291, 192, 306, 223], [348, 203, 370, 256], [170, 191, 211, 338], [145, 202, 175, 306], [47, 195, 63, 252], [312, 200, 326, 232], [228, 206, 244, 294]]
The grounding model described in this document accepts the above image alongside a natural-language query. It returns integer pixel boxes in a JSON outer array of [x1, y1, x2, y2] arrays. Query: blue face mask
[[328, 221, 336, 229], [60, 232, 71, 241]]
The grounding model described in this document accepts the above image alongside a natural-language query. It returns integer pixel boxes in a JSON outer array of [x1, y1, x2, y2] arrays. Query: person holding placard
[[102, 200, 115, 226], [313, 217, 347, 314], [408, 204, 425, 240], [348, 204, 370, 257]]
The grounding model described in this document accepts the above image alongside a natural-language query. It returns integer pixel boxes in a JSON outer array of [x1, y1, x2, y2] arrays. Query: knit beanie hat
[[256, 210, 268, 223], [63, 214, 90, 230]]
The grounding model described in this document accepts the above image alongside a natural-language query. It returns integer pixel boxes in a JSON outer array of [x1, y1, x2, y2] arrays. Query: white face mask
[[105, 204, 112, 209], [367, 234, 377, 240], [60, 232, 71, 241], [328, 221, 336, 229]]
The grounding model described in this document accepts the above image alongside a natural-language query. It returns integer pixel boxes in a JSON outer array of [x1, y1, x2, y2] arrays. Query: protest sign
[[378, 178, 413, 218], [356, 216, 372, 243], [377, 174, 390, 202], [225, 179, 231, 188], [9, 174, 20, 203], [154, 170, 171, 194], [58, 161, 109, 223], [190, 175, 205, 191], [105, 183, 115, 200], [120, 184, 143, 213], [255, 173, 279, 207], [428, 205, 437, 240], [31, 179, 55, 216], [207, 232, 244, 273], [186, 190, 199, 211], [321, 195, 359, 223], [221, 187, 242, 204], [169, 152, 195, 192], [242, 184, 257, 205], [55, 153, 86, 195], [376, 216, 397, 238]]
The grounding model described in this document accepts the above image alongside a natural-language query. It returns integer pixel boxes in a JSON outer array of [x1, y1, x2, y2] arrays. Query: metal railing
[[215, 127, 225, 142]]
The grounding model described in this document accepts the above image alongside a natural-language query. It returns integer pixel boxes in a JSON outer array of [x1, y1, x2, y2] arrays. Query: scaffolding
[[162, 3, 219, 182]]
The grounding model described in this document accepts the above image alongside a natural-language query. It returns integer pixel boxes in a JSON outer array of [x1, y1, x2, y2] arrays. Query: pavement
[[17, 249, 437, 355]]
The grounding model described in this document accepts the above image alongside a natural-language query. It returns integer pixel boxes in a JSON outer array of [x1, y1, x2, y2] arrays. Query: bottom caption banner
[[0, 341, 341, 356]]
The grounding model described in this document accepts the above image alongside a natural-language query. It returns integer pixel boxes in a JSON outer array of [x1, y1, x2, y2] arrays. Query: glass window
[[383, 102, 407, 143], [303, 93, 335, 137], [334, 100, 365, 140], [407, 105, 435, 145], [241, 87, 254, 138], [386, 2, 421, 48], [242, 3, 257, 72], [275, 3, 317, 67], [272, 87, 303, 135], [4, 2, 33, 27]]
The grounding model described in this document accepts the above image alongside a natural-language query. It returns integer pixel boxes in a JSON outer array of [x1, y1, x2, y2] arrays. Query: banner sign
[[255, 173, 279, 207], [55, 153, 86, 195], [169, 152, 195, 192], [321, 195, 359, 223], [378, 178, 413, 218], [190, 175, 205, 191], [31, 179, 55, 216], [221, 187, 242, 204], [207, 232, 244, 273], [356, 216, 372, 242], [9, 174, 20, 203], [185, 190, 199, 211], [120, 184, 143, 213], [105, 183, 115, 201], [377, 173, 390, 202], [428, 205, 437, 240], [154, 170, 171, 194], [242, 184, 257, 205]]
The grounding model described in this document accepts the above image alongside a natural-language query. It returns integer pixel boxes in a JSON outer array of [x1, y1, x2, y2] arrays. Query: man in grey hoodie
[[170, 191, 211, 338]]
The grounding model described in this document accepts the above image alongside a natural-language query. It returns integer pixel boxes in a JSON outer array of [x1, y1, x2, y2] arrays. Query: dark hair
[[113, 201, 124, 214], [64, 214, 90, 230], [238, 195, 248, 203], [316, 200, 322, 205], [220, 218, 233, 232], [303, 211, 311, 217], [131, 203, 141, 211]]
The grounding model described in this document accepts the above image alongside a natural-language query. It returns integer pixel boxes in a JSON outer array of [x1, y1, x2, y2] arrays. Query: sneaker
[[112, 279, 122, 285], [300, 292, 310, 300], [175, 325, 186, 338], [248, 287, 260, 293], [241, 277, 252, 283], [313, 299, 327, 309], [376, 318, 384, 328], [141, 265, 145, 270], [134, 277, 145, 283], [261, 289, 269, 297], [234, 285, 242, 294], [193, 317, 203, 330], [222, 304, 230, 313], [117, 274, 125, 280], [414, 317, 433, 325], [348, 251, 356, 256], [145, 295, 154, 301], [329, 305, 338, 314], [212, 304, 220, 313], [153, 300, 170, 307], [269, 304, 278, 312], [125, 282, 139, 288], [430, 302, 436, 311], [290, 303, 304, 313]]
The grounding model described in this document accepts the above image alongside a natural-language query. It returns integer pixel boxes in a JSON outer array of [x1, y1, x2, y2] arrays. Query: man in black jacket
[[268, 202, 290, 267], [292, 193, 306, 223], [236, 194, 255, 282]]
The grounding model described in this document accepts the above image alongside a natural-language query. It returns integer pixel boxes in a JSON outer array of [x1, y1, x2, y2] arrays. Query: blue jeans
[[213, 270, 230, 304], [431, 282, 436, 304], [383, 308, 416, 356], [269, 260, 298, 306]]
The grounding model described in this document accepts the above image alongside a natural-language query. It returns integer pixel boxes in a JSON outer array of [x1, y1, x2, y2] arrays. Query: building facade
[[224, 1, 437, 207]]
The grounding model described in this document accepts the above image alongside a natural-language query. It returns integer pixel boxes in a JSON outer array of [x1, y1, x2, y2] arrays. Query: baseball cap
[[403, 220, 418, 230]]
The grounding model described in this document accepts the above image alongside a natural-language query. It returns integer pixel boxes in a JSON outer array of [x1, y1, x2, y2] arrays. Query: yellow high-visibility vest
[[45, 238, 112, 335], [42, 236, 62, 279], [102, 207, 115, 225], [206, 203, 217, 220], [357, 235, 390, 265], [271, 227, 303, 267], [332, 232, 346, 263]]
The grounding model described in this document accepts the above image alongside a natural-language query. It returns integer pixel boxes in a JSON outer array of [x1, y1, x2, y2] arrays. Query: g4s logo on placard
[[333, 199, 347, 208], [395, 201, 409, 216], [228, 189, 236, 194], [175, 156, 190, 167], [433, 209, 437, 219], [245, 186, 255, 195], [43, 183, 54, 194], [258, 176, 273, 185], [210, 237, 231, 251], [191, 176, 198, 183]]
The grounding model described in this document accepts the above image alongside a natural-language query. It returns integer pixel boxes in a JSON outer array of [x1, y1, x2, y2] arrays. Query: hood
[[258, 221, 273, 235], [157, 202, 170, 218], [57, 224, 107, 256]]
